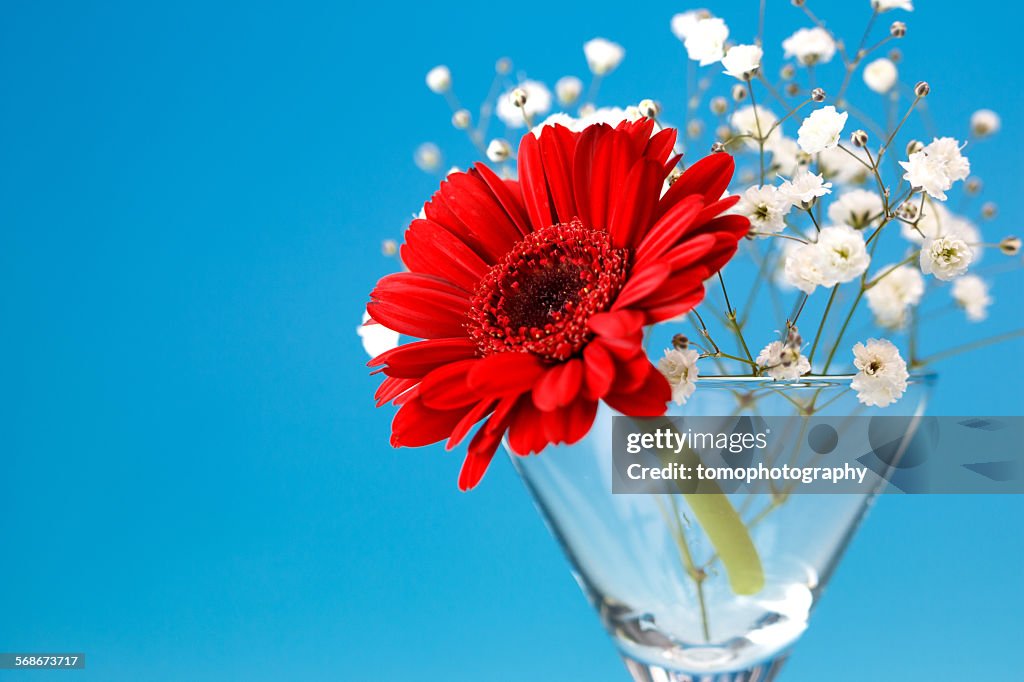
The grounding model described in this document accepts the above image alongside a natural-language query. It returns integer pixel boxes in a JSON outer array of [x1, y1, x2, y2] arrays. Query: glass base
[[621, 652, 788, 682]]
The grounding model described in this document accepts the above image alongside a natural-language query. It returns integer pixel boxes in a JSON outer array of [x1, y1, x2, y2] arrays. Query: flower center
[[467, 219, 629, 361]]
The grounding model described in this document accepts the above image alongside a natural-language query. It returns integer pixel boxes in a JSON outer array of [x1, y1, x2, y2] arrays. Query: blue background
[[1, 1, 1022, 680]]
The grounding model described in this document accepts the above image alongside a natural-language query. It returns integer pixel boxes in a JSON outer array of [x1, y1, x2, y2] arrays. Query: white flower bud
[[863, 58, 898, 93], [914, 81, 930, 98], [425, 65, 452, 94], [890, 21, 906, 38], [451, 109, 471, 129], [811, 87, 826, 102], [638, 98, 660, 118], [731, 83, 747, 102], [555, 76, 583, 106], [414, 142, 442, 172], [486, 138, 512, 162], [851, 129, 869, 147], [710, 96, 728, 115], [970, 109, 1001, 137], [999, 236, 1021, 256]]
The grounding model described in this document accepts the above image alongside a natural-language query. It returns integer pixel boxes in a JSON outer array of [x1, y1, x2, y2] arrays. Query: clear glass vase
[[511, 375, 934, 682]]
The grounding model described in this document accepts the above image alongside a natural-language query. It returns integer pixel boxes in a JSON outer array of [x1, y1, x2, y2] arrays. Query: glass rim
[[690, 372, 937, 389]]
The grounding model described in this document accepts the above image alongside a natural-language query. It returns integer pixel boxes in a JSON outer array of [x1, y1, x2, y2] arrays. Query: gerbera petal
[[517, 131, 554, 230], [418, 359, 481, 410], [663, 153, 683, 176], [391, 396, 474, 448], [634, 195, 705, 266], [532, 358, 584, 411], [641, 286, 708, 325], [571, 124, 602, 227], [644, 127, 678, 164], [541, 398, 598, 446], [656, 153, 735, 220], [375, 376, 418, 407], [369, 338, 478, 379], [588, 309, 646, 338], [368, 273, 470, 339], [442, 172, 524, 255], [537, 125, 578, 224], [588, 126, 633, 231], [683, 213, 751, 242], [661, 233, 718, 272], [608, 158, 667, 249], [447, 398, 497, 450], [508, 395, 549, 455], [458, 396, 517, 491], [612, 262, 671, 310], [402, 219, 489, 292], [603, 363, 671, 416], [472, 163, 531, 237], [583, 341, 616, 399], [466, 352, 545, 397]]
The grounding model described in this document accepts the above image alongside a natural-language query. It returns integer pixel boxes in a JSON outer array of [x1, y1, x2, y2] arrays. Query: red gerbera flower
[[367, 119, 749, 489]]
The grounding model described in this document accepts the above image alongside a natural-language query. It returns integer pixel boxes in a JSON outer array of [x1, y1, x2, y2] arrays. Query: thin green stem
[[913, 329, 1024, 367], [808, 285, 839, 365]]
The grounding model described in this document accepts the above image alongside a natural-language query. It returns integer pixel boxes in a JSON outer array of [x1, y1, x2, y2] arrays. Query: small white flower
[[554, 76, 583, 106], [730, 105, 779, 147], [920, 234, 973, 280], [899, 137, 971, 200], [779, 169, 832, 206], [425, 65, 452, 93], [818, 145, 870, 185], [872, 0, 914, 12], [496, 80, 552, 129], [816, 224, 871, 283], [970, 109, 1001, 137], [671, 10, 711, 41], [951, 275, 992, 321], [358, 312, 400, 358], [797, 106, 848, 154], [722, 44, 763, 80], [658, 348, 700, 405], [865, 264, 924, 328], [851, 338, 909, 408], [901, 201, 983, 263], [784, 225, 870, 293], [533, 106, 659, 137], [735, 184, 792, 235], [783, 243, 828, 294], [827, 189, 884, 228], [756, 340, 811, 380], [863, 58, 898, 93], [684, 17, 730, 66], [782, 27, 837, 66], [766, 136, 804, 177], [584, 38, 625, 75]]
